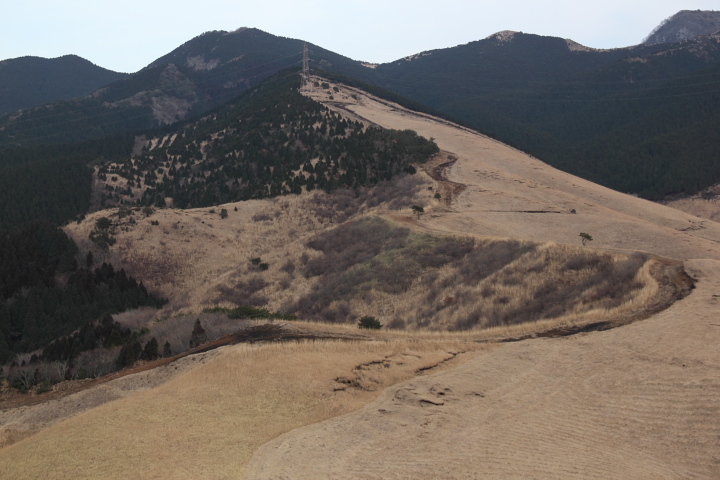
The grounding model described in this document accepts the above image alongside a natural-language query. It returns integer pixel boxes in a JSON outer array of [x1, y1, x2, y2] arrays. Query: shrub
[[358, 316, 382, 329], [280, 260, 295, 274], [35, 380, 52, 395]]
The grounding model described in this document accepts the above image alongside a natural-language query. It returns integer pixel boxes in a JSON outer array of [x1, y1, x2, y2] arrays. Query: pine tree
[[162, 341, 172, 358], [189, 319, 207, 349], [142, 337, 159, 360]]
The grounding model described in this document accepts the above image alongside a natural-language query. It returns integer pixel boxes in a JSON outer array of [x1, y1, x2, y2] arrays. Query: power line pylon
[[302, 43, 310, 86]]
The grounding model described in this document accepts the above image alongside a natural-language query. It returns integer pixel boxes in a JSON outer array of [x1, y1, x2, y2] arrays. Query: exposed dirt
[[422, 151, 466, 206]]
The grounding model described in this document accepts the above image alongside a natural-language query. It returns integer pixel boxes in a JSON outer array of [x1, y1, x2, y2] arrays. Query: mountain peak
[[485, 30, 519, 43], [644, 10, 720, 44]]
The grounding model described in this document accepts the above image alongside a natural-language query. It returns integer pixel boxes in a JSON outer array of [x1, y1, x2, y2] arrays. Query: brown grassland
[[0, 336, 489, 479]]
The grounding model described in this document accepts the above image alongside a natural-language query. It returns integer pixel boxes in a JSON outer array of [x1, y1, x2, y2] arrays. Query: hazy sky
[[2, 1, 717, 73]]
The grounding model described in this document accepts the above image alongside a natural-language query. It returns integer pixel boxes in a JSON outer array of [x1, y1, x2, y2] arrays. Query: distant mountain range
[[0, 11, 719, 205], [644, 10, 720, 45], [0, 55, 127, 115], [0, 29, 368, 148]]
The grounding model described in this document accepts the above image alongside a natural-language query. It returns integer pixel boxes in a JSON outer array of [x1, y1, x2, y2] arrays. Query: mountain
[[2, 25, 720, 200], [0, 68, 437, 229], [95, 68, 436, 210], [348, 31, 666, 108], [0, 29, 368, 150], [349, 30, 720, 198], [644, 10, 720, 44], [0, 55, 127, 115]]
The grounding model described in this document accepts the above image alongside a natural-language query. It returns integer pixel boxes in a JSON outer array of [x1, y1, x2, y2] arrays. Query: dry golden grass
[[0, 337, 488, 480], [65, 199, 662, 340]]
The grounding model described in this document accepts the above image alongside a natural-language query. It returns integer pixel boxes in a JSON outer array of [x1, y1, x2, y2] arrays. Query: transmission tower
[[302, 43, 310, 86]]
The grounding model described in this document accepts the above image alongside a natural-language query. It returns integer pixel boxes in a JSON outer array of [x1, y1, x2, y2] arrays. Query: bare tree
[[52, 361, 70, 382], [13, 368, 36, 391]]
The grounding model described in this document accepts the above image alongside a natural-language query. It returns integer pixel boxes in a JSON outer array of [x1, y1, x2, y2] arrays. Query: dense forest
[[0, 221, 166, 363], [0, 133, 136, 229], [98, 69, 438, 209]]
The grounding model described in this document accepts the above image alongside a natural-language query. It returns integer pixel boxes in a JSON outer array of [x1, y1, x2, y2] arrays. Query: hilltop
[[0, 55, 126, 116], [644, 10, 720, 44]]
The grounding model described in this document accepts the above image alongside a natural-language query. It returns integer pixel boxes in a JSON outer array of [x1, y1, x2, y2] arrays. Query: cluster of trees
[[0, 221, 166, 363], [100, 70, 438, 208], [3, 312, 170, 392]]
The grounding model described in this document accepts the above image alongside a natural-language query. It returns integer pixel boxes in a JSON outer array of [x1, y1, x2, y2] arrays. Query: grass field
[[0, 337, 489, 479]]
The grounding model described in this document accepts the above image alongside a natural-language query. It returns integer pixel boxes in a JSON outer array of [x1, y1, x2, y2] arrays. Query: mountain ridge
[[644, 10, 720, 45]]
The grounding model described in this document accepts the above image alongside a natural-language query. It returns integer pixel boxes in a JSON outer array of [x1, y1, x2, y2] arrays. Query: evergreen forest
[[0, 221, 166, 363], [98, 69, 438, 209]]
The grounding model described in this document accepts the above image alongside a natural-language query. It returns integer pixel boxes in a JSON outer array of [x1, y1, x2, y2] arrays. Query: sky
[[1, 1, 718, 73]]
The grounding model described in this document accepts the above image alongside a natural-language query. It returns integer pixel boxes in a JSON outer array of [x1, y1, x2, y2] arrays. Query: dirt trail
[[245, 258, 720, 479], [305, 80, 720, 261]]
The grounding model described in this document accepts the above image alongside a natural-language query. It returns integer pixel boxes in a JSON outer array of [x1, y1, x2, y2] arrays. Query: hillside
[[3, 25, 720, 201], [644, 10, 720, 44], [354, 30, 720, 199], [1, 74, 717, 479], [0, 29, 366, 149], [0, 55, 127, 116], [93, 69, 436, 210], [306, 76, 720, 260]]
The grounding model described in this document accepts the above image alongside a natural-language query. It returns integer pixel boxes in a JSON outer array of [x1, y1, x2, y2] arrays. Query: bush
[[35, 380, 52, 395], [358, 316, 382, 330], [226, 305, 297, 320]]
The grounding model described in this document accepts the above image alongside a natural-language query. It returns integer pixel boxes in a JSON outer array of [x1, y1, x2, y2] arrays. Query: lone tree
[[189, 319, 208, 349], [579, 232, 593, 246], [411, 205, 424, 221], [95, 217, 112, 231]]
